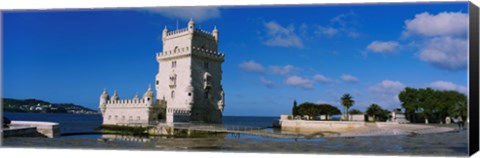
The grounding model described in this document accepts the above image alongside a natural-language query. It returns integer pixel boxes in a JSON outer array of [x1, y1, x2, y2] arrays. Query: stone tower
[[156, 19, 225, 124]]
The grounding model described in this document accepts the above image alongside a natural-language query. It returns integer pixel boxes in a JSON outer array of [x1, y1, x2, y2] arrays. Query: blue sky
[[2, 2, 469, 116]]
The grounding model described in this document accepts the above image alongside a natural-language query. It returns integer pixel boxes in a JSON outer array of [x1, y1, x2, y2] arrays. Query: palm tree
[[341, 93, 355, 121]]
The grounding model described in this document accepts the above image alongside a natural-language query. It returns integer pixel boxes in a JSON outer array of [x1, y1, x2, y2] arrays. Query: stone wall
[[7, 121, 60, 138], [280, 120, 368, 133]]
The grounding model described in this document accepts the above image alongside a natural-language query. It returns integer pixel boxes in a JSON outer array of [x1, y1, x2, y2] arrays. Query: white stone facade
[[99, 19, 225, 125], [99, 86, 163, 125], [156, 19, 225, 124]]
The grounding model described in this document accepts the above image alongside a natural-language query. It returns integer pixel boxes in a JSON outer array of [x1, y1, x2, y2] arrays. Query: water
[[3, 112, 278, 134], [4, 112, 103, 133], [2, 112, 468, 156]]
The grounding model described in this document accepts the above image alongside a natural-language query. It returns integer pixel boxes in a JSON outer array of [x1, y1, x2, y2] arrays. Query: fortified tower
[[156, 19, 225, 124]]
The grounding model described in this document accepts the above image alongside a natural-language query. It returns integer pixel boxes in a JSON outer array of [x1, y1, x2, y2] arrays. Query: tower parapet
[[156, 46, 224, 61]]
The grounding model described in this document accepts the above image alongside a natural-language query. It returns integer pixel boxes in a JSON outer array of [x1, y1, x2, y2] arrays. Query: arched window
[[171, 91, 175, 99], [174, 46, 179, 53], [203, 72, 212, 91]]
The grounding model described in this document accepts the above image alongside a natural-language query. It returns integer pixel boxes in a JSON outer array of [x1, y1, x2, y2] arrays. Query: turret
[[188, 18, 195, 31], [111, 90, 120, 101], [133, 93, 139, 101], [212, 26, 219, 43], [162, 26, 168, 41], [99, 88, 109, 114], [143, 85, 154, 105]]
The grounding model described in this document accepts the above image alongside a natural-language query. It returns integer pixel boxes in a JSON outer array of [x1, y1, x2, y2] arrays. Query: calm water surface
[[3, 112, 468, 156]]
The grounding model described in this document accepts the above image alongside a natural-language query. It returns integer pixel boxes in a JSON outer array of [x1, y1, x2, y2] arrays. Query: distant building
[[389, 108, 409, 123], [99, 19, 225, 125]]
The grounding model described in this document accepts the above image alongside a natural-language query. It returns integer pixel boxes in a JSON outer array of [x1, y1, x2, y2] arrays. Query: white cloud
[[313, 12, 360, 39], [314, 26, 339, 37], [403, 12, 468, 37], [366, 41, 400, 54], [144, 7, 220, 21], [369, 80, 406, 110], [369, 80, 405, 94], [419, 37, 467, 71], [259, 77, 275, 88], [313, 74, 331, 83], [341, 74, 359, 83], [429, 81, 467, 94], [284, 76, 314, 89], [268, 65, 300, 75], [263, 21, 304, 48], [238, 60, 265, 73]]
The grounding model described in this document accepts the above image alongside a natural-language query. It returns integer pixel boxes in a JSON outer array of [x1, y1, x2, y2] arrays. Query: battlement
[[106, 98, 151, 107], [164, 28, 216, 40], [165, 28, 189, 36], [167, 108, 191, 114], [193, 29, 215, 38], [156, 46, 224, 61]]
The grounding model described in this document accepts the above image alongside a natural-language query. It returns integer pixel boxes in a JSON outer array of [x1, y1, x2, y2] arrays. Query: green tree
[[349, 109, 363, 115], [366, 104, 383, 121], [399, 87, 467, 124], [292, 100, 298, 116], [341, 94, 355, 121], [296, 102, 319, 119], [399, 87, 420, 122], [318, 104, 341, 120], [449, 100, 467, 120]]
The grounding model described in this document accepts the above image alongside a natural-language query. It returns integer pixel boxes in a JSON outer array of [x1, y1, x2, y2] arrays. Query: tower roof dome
[[133, 93, 139, 100], [111, 90, 120, 100], [100, 88, 109, 99], [143, 85, 154, 98]]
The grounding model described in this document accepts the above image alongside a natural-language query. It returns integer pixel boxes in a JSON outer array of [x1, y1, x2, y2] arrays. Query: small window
[[188, 93, 192, 96], [171, 91, 175, 99], [156, 80, 159, 85], [108, 115, 111, 120], [172, 61, 177, 68], [147, 97, 150, 101], [204, 92, 208, 99], [137, 116, 141, 120], [122, 116, 125, 120]]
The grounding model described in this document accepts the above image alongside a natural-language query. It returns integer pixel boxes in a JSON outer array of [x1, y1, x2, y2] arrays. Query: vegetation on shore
[[340, 94, 355, 121], [100, 125, 150, 136], [398, 87, 467, 124], [3, 98, 98, 114], [290, 87, 467, 124], [291, 101, 341, 120]]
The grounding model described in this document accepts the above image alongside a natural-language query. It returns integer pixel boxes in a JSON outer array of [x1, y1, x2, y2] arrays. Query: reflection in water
[[3, 129, 468, 156]]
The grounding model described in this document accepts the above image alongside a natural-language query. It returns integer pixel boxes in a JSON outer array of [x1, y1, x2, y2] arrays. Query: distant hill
[[3, 98, 98, 114]]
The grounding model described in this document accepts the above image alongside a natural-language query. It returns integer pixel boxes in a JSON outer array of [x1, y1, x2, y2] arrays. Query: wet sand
[[3, 127, 468, 157]]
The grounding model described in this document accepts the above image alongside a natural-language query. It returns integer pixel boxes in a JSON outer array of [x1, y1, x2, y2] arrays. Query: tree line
[[291, 86, 467, 123], [292, 100, 341, 120], [398, 87, 467, 124]]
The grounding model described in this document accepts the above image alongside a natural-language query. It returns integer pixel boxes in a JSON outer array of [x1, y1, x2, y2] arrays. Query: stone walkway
[[323, 123, 456, 137]]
